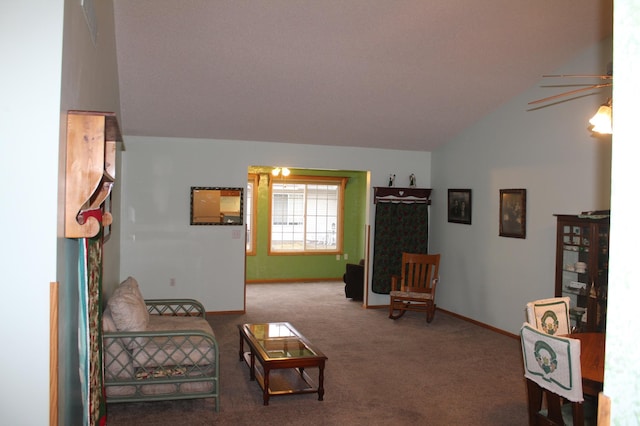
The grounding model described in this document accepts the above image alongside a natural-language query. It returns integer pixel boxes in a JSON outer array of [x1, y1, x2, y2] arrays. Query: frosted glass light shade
[[589, 102, 612, 134]]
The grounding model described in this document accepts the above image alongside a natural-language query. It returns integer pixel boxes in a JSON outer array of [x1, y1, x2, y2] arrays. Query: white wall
[[58, 0, 121, 423], [430, 38, 613, 335], [120, 137, 431, 309], [0, 2, 64, 424], [59, 0, 123, 296], [605, 0, 640, 421]]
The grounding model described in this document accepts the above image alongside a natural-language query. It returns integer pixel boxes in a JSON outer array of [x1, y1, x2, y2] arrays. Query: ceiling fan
[[528, 72, 612, 105], [528, 64, 613, 134]]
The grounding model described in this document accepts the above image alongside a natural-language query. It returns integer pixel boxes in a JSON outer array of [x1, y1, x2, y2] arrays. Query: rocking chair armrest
[[390, 274, 401, 291], [431, 278, 439, 292]]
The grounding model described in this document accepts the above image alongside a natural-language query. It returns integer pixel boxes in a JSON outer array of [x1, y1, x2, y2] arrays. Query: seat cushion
[[389, 290, 434, 300], [130, 316, 216, 368]]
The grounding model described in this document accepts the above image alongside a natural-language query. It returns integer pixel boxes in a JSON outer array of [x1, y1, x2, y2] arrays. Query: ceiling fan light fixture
[[271, 167, 290, 177], [588, 98, 612, 134]]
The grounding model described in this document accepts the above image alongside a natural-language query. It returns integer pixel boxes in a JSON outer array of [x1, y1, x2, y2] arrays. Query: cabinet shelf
[[65, 111, 122, 238]]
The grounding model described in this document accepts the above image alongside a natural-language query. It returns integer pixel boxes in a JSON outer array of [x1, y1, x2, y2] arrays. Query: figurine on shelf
[[388, 174, 396, 187], [409, 174, 416, 188]]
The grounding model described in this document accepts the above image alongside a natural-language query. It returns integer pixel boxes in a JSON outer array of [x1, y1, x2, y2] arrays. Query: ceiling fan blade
[[528, 83, 612, 105], [542, 74, 612, 80]]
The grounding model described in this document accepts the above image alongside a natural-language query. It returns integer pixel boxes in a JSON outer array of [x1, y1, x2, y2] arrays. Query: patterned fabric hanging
[[372, 201, 429, 294], [78, 231, 107, 426]]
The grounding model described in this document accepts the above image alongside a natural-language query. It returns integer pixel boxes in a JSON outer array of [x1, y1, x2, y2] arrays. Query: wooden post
[[50, 281, 59, 426]]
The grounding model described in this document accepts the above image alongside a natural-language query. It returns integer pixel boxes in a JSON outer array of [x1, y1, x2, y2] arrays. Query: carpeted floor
[[106, 282, 528, 425]]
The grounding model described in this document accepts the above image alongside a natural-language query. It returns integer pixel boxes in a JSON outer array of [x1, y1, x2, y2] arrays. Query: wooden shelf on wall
[[65, 111, 122, 238], [373, 187, 432, 204]]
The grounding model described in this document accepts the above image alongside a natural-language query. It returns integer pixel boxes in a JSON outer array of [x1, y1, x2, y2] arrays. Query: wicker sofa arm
[[144, 299, 206, 318], [104, 329, 219, 372], [103, 328, 220, 408]]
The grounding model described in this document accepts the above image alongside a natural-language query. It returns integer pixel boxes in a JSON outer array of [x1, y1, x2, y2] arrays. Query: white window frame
[[246, 174, 258, 255], [268, 175, 347, 255]]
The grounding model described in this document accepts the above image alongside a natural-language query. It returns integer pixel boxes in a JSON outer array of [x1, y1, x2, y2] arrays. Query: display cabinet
[[554, 213, 610, 332]]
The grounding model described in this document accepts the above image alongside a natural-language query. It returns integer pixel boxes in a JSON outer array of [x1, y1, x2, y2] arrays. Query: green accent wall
[[246, 167, 367, 281]]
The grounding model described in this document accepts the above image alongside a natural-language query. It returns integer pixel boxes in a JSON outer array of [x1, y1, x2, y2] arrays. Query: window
[[269, 176, 346, 254], [246, 174, 258, 255]]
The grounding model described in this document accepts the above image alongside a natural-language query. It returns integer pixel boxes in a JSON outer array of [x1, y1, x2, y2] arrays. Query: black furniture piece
[[343, 259, 365, 300]]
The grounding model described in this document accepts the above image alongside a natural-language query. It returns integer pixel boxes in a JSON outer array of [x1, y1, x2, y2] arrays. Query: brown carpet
[[106, 282, 528, 425]]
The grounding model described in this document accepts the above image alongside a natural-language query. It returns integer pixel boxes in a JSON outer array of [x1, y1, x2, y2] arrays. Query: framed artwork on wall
[[499, 189, 526, 238], [190, 187, 244, 225], [448, 189, 471, 224]]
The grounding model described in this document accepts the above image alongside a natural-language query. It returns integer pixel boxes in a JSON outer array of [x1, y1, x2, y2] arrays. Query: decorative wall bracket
[[65, 111, 122, 238]]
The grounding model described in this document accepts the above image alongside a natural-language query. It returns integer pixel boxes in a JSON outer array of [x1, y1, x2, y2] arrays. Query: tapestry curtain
[[371, 202, 429, 294], [79, 231, 106, 426]]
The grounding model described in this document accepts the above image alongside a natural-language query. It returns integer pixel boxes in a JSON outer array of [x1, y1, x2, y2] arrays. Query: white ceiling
[[113, 0, 612, 152]]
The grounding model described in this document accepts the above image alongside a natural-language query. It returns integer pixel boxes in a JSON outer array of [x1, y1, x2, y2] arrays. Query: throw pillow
[[108, 278, 149, 331]]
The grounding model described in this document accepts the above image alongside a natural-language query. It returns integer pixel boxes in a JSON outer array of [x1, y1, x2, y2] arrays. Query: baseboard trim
[[365, 304, 387, 309], [366, 304, 517, 339], [206, 310, 245, 316], [246, 278, 342, 284], [437, 308, 518, 339]]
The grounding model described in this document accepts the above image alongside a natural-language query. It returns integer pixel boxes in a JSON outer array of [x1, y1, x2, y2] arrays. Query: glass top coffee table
[[238, 322, 328, 406]]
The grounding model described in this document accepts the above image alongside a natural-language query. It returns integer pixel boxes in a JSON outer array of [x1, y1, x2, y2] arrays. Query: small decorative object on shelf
[[388, 174, 396, 187], [409, 174, 416, 188]]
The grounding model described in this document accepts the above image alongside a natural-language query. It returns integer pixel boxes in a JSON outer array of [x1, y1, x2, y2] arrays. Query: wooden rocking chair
[[389, 253, 441, 323]]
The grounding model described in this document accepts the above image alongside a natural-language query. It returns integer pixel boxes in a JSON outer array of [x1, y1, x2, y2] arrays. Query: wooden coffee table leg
[[263, 367, 270, 406], [249, 352, 255, 381], [318, 362, 325, 401], [238, 331, 244, 361]]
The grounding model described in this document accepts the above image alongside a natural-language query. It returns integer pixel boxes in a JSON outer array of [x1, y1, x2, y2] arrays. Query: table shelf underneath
[[241, 351, 319, 396]]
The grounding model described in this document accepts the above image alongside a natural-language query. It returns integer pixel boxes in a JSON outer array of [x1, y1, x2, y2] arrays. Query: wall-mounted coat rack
[[65, 110, 122, 238]]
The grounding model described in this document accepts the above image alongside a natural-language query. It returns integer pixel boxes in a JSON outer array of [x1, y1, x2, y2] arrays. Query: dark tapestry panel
[[372, 202, 429, 294], [87, 232, 106, 426], [79, 232, 106, 426]]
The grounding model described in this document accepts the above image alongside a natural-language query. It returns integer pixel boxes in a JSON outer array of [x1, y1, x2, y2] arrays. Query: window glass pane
[[270, 179, 341, 253]]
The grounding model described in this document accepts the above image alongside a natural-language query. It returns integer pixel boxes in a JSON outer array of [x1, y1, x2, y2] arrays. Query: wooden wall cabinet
[[554, 213, 610, 332], [65, 111, 122, 238]]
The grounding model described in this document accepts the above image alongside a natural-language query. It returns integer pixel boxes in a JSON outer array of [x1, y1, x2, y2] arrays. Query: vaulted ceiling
[[113, 1, 612, 152]]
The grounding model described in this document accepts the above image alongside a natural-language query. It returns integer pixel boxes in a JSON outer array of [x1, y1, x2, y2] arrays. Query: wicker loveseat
[[102, 277, 219, 411]]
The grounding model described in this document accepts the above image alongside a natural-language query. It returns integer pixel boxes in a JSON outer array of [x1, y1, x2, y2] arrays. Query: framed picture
[[499, 189, 526, 238], [448, 189, 472, 224], [190, 187, 244, 225]]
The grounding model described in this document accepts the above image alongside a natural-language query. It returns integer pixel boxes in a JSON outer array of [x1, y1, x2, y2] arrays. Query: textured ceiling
[[113, 0, 612, 152]]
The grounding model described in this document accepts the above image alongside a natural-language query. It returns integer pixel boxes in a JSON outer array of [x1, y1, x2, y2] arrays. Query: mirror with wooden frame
[[190, 187, 243, 225]]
